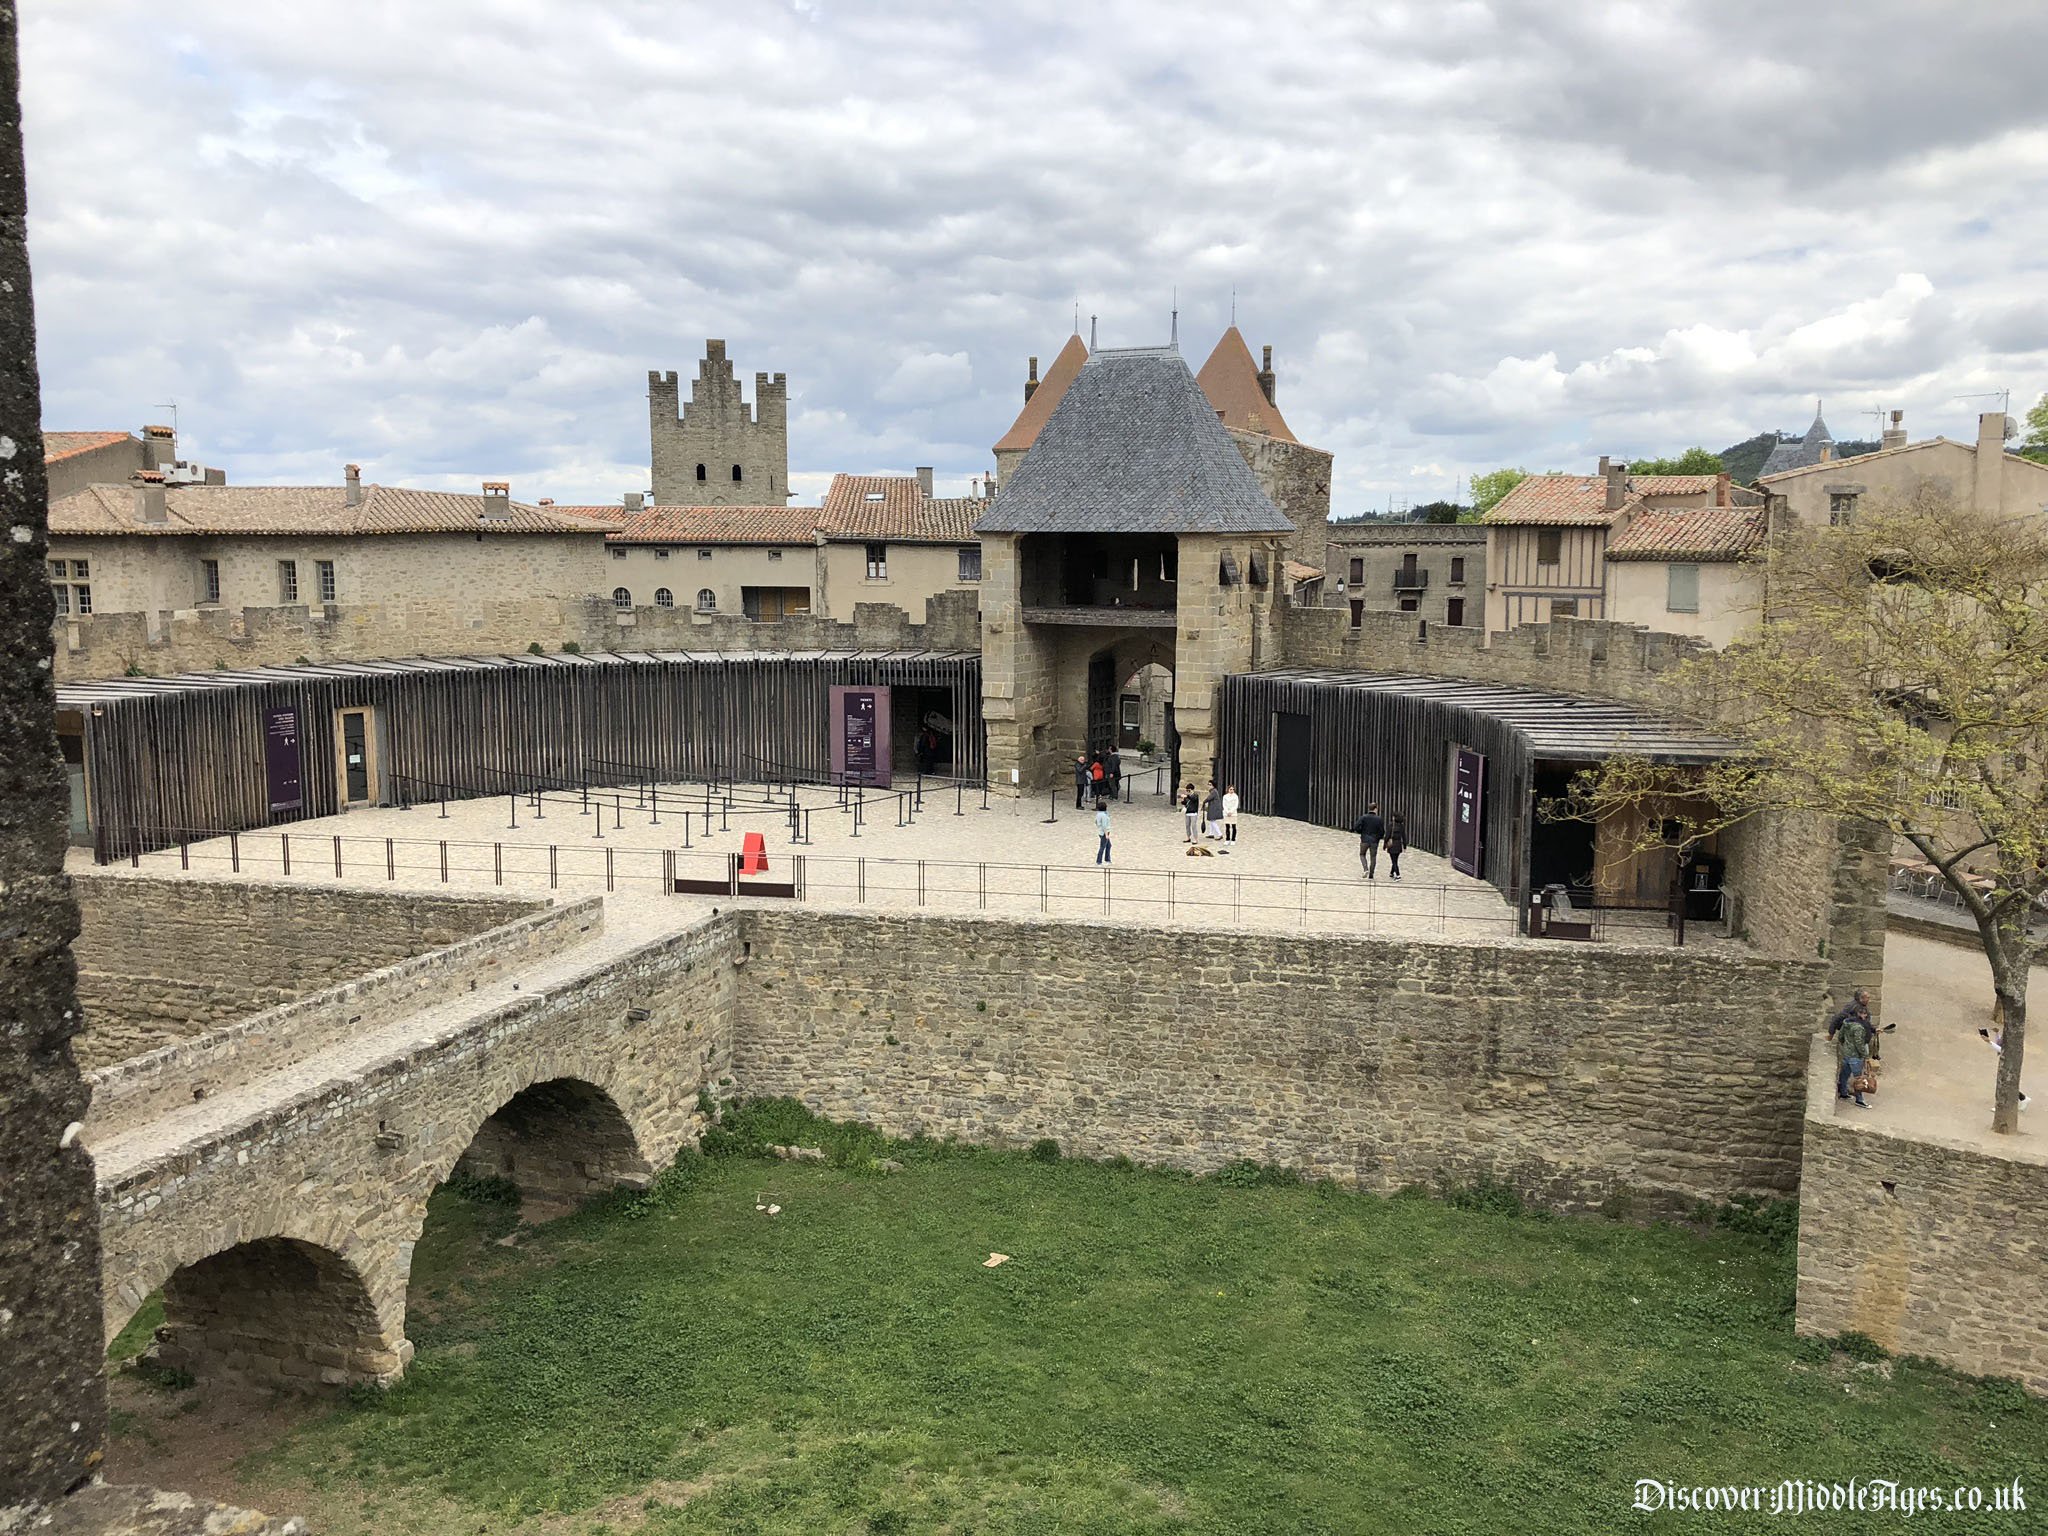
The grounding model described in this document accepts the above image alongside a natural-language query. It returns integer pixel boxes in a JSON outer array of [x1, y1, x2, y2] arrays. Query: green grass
[[242, 1100, 2045, 1534]]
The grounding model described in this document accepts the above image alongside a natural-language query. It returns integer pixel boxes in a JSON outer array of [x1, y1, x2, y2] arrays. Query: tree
[[1557, 491, 2045, 1133], [1414, 500, 1467, 524], [1471, 468, 1529, 515], [2021, 391, 2048, 466], [1626, 447, 1724, 476]]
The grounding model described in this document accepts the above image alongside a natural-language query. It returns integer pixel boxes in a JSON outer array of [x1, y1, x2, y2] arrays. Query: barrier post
[[858, 856, 866, 903], [606, 846, 615, 893], [179, 837, 189, 871], [1102, 868, 1111, 917], [281, 833, 291, 876], [495, 842, 503, 886], [230, 831, 240, 873], [386, 837, 394, 880], [440, 840, 449, 883], [917, 860, 926, 906], [509, 793, 519, 830], [549, 844, 558, 889], [1039, 865, 1047, 913], [955, 781, 964, 817], [128, 826, 141, 868], [615, 795, 623, 831], [333, 834, 342, 879]]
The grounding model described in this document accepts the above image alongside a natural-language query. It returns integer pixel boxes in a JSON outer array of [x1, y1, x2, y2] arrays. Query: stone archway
[[150, 1236, 404, 1392], [443, 1076, 656, 1219]]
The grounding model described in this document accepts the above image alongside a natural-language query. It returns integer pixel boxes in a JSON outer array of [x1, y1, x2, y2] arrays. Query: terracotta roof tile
[[1284, 559, 1324, 583], [994, 334, 1089, 454], [818, 475, 980, 542], [1607, 505, 1766, 562], [544, 504, 630, 529], [1629, 474, 1723, 496], [44, 430, 132, 463], [49, 483, 609, 537], [610, 505, 820, 545], [1481, 474, 1618, 526], [1194, 327, 1297, 442]]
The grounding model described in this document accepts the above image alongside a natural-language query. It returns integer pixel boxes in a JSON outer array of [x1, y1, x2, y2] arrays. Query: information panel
[[264, 706, 304, 814], [828, 685, 892, 789], [1450, 746, 1485, 878]]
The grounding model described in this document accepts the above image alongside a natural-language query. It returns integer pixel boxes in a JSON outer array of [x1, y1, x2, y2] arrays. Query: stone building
[[46, 468, 612, 633], [648, 339, 790, 507], [1605, 503, 1767, 649], [813, 471, 984, 624], [44, 422, 223, 500], [1325, 522, 1486, 629], [993, 327, 1332, 574], [974, 342, 1293, 789], [1758, 409, 2048, 531]]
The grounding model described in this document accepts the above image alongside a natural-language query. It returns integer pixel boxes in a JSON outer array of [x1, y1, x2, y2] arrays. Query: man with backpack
[[1352, 803, 1385, 879], [1829, 989, 1874, 1107]]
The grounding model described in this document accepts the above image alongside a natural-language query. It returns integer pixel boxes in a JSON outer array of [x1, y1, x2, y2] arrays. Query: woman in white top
[[1222, 785, 1240, 843]]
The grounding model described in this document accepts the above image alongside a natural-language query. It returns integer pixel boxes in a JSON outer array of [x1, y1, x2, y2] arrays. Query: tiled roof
[[50, 483, 610, 537], [1195, 327, 1297, 442], [818, 475, 981, 542], [45, 430, 131, 462], [1757, 406, 1834, 477], [609, 505, 816, 545], [975, 348, 1296, 536], [1756, 434, 2048, 484], [1607, 506, 1766, 562], [1481, 474, 1616, 526], [1629, 474, 1722, 496], [1284, 559, 1324, 584], [543, 504, 631, 529], [994, 334, 1089, 453]]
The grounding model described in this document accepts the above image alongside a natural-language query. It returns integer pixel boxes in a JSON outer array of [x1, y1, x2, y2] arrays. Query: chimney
[[1715, 471, 1731, 507], [344, 463, 362, 507], [1881, 409, 1907, 451], [916, 466, 934, 497], [1089, 315, 1097, 350], [142, 423, 176, 471], [1257, 344, 1277, 406], [1024, 356, 1040, 404], [623, 491, 644, 512], [481, 480, 511, 521], [1975, 411, 2007, 511], [537, 497, 554, 506], [1604, 458, 1627, 511], [1818, 444, 1833, 463], [130, 468, 166, 524]]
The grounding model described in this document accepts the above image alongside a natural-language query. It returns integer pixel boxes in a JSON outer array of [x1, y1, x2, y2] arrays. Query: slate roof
[[1195, 327, 1297, 442], [45, 430, 131, 462], [1756, 406, 1834, 477], [1481, 474, 1617, 526], [974, 347, 1296, 536], [1607, 506, 1767, 562], [994, 333, 1089, 454], [50, 483, 609, 537], [610, 505, 819, 545]]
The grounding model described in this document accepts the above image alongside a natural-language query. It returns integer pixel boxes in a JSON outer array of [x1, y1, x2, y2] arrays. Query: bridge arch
[[432, 1073, 658, 1219]]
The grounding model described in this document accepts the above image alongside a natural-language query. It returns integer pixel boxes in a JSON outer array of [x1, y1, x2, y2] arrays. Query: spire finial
[[1230, 286, 1237, 327], [1170, 286, 1178, 348], [1073, 302, 1080, 337]]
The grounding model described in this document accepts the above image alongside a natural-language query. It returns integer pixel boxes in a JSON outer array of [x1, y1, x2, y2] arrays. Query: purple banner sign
[[828, 685, 891, 789], [1450, 746, 1484, 878], [264, 705, 303, 814]]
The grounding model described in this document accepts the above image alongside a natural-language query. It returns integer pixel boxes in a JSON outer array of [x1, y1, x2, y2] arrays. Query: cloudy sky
[[21, 1, 2048, 515]]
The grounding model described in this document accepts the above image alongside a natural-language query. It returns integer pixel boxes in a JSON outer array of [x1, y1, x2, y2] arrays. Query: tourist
[[1073, 754, 1092, 810], [1106, 750, 1123, 802], [1181, 781, 1201, 842], [1204, 782, 1225, 841], [1832, 1001, 1873, 1107], [1384, 812, 1407, 881], [1977, 1025, 2033, 1110], [1095, 797, 1113, 865], [1827, 989, 1877, 1062], [1222, 783, 1240, 844], [1090, 753, 1108, 801], [1352, 802, 1385, 879]]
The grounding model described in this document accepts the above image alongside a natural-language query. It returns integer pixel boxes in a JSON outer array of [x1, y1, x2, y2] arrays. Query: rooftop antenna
[[152, 400, 179, 436], [1170, 287, 1178, 348], [1953, 389, 2011, 414]]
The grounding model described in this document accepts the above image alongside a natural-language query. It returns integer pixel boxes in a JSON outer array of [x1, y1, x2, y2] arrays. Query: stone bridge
[[85, 899, 736, 1391]]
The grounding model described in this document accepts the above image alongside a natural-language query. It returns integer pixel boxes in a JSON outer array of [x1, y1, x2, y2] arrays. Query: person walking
[[1222, 783, 1240, 844], [1203, 781, 1225, 841], [1181, 781, 1201, 842], [1073, 754, 1092, 811], [1827, 988, 1879, 1062], [1089, 752, 1107, 802], [1106, 750, 1123, 803], [1384, 812, 1407, 881], [1831, 1000, 1873, 1107], [1352, 803, 1385, 879], [1094, 798, 1113, 865]]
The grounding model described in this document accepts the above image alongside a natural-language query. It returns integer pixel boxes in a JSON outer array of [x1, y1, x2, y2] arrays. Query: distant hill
[[1719, 432, 1879, 485]]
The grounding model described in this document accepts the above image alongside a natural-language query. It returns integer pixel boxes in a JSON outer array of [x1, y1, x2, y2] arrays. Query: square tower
[[649, 339, 790, 506]]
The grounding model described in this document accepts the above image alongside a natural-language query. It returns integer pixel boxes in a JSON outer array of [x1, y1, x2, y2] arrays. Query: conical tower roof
[[993, 334, 1089, 455], [1194, 327, 1296, 442]]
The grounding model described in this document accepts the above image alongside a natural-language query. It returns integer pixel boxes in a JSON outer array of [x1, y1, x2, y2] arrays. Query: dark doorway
[[1086, 652, 1116, 755], [1528, 765, 1595, 900], [1273, 710, 1312, 821], [1165, 704, 1179, 789]]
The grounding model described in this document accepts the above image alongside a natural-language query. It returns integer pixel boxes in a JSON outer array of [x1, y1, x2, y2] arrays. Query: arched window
[[612, 587, 632, 609], [654, 588, 674, 608], [695, 588, 716, 613], [695, 463, 707, 482], [731, 464, 743, 482]]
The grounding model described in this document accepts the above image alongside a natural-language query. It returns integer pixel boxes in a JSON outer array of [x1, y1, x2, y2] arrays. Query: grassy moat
[[109, 1101, 2048, 1534]]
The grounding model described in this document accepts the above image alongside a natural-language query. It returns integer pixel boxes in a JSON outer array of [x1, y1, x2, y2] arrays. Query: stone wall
[[84, 897, 602, 1141], [72, 877, 541, 1067], [51, 586, 981, 684], [1796, 1044, 2048, 1393], [730, 910, 1828, 1210], [1229, 431, 1332, 572]]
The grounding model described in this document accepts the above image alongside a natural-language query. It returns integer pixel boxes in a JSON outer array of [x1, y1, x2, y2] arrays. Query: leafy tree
[[1414, 500, 1467, 524], [1558, 492, 2045, 1133], [1470, 468, 1529, 515], [2021, 391, 2048, 465], [1626, 447, 1724, 476]]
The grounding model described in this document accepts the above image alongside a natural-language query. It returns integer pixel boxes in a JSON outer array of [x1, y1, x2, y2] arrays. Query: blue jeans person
[[1836, 1056, 1867, 1104], [1096, 834, 1112, 865]]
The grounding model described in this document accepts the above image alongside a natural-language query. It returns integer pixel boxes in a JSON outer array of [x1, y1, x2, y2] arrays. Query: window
[[50, 581, 68, 614], [1925, 783, 1965, 811], [1829, 492, 1858, 526], [317, 560, 336, 603], [1349, 599, 1364, 628], [611, 546, 627, 560], [767, 549, 783, 562], [1446, 597, 1465, 627], [1348, 557, 1364, 586], [698, 548, 713, 560], [654, 548, 669, 560], [1536, 529, 1562, 567], [75, 584, 90, 614], [279, 560, 298, 602], [695, 587, 716, 612], [612, 586, 633, 609], [201, 558, 221, 604], [865, 543, 888, 581], [655, 588, 674, 608], [1449, 556, 1466, 584], [1398, 595, 1419, 613], [731, 464, 743, 482], [1551, 597, 1578, 618], [696, 463, 707, 482], [958, 545, 982, 582], [47, 559, 90, 616], [1666, 562, 1701, 614]]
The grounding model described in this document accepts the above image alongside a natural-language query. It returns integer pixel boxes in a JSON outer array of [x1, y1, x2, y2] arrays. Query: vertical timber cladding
[[67, 650, 982, 852]]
